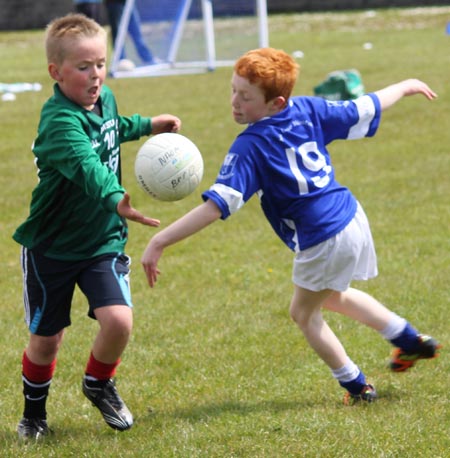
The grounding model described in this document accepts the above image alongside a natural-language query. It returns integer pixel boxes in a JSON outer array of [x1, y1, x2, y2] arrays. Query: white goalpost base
[[109, 0, 269, 78]]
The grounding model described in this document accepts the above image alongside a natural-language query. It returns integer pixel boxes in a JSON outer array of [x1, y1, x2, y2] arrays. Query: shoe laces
[[101, 379, 124, 409]]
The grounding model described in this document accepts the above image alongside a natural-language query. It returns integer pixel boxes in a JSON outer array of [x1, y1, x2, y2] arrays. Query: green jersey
[[13, 84, 152, 260]]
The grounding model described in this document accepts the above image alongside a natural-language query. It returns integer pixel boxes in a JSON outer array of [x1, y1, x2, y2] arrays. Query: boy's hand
[[151, 114, 182, 135], [117, 193, 160, 227], [399, 79, 437, 99], [141, 237, 163, 287]]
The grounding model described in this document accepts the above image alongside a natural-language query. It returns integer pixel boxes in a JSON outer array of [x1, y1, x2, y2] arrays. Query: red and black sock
[[84, 352, 120, 386], [22, 351, 56, 420]]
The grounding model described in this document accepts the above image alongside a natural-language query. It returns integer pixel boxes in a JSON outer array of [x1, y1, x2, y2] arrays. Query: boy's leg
[[82, 305, 134, 431], [322, 288, 393, 330], [290, 286, 348, 369], [79, 254, 135, 431], [91, 305, 132, 364], [289, 285, 375, 402], [323, 287, 441, 371], [18, 332, 63, 440], [18, 247, 74, 440]]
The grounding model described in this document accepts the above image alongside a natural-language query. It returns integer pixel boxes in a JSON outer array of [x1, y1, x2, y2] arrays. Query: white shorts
[[292, 202, 378, 292]]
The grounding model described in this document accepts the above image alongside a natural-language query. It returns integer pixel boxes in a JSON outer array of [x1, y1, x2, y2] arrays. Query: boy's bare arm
[[141, 199, 222, 287], [374, 79, 437, 111]]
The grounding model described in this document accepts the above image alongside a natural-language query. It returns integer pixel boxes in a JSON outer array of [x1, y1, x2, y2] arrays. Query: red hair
[[234, 48, 299, 102]]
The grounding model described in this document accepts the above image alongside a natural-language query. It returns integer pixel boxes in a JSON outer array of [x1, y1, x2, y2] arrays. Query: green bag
[[313, 69, 365, 101]]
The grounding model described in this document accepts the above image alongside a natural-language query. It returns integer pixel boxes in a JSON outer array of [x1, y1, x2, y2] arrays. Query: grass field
[[0, 7, 449, 457]]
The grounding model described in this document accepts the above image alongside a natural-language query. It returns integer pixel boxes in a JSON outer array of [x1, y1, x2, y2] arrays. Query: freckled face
[[230, 73, 273, 125], [50, 36, 107, 110]]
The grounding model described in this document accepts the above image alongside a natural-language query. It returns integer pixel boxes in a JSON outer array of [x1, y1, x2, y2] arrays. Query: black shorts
[[20, 248, 133, 336]]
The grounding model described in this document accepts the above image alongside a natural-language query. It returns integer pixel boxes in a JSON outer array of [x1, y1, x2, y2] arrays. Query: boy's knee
[[96, 306, 133, 331], [100, 310, 133, 341], [105, 317, 132, 338], [290, 301, 321, 332], [28, 331, 64, 362], [289, 302, 307, 328]]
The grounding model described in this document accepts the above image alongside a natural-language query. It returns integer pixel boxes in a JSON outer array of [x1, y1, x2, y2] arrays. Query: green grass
[[1, 7, 449, 457]]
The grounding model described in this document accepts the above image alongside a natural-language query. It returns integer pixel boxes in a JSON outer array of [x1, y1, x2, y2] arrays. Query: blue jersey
[[202, 94, 381, 251]]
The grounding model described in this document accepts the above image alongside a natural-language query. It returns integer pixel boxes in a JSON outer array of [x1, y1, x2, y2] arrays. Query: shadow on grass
[[141, 387, 403, 424], [0, 390, 403, 445], [1, 401, 307, 444], [145, 397, 326, 423]]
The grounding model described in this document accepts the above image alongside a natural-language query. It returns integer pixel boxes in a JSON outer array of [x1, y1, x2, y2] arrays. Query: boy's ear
[[48, 63, 61, 81], [269, 96, 287, 113], [274, 96, 286, 109]]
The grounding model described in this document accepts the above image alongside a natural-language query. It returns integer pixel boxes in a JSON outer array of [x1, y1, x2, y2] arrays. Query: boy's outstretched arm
[[141, 199, 222, 287], [374, 79, 437, 111]]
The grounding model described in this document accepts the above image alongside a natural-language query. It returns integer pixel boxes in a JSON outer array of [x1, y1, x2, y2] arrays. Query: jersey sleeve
[[309, 93, 381, 144], [118, 114, 152, 143], [202, 136, 261, 219]]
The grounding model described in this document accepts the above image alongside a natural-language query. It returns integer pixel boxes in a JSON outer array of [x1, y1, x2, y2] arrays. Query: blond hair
[[234, 48, 299, 102], [45, 13, 106, 64]]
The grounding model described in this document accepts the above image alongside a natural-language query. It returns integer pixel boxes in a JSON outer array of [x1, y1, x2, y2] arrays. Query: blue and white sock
[[332, 359, 366, 395], [380, 313, 419, 352]]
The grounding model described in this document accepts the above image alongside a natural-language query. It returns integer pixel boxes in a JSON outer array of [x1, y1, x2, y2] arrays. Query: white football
[[135, 133, 204, 202]]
